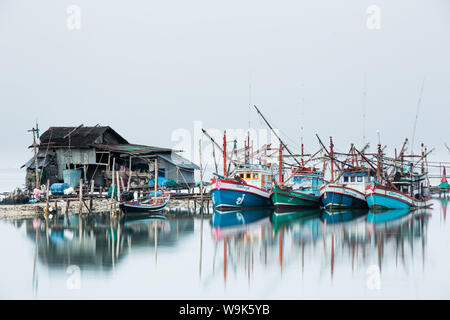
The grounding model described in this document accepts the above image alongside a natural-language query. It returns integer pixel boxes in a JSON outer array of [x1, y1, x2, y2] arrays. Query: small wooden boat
[[120, 194, 170, 214]]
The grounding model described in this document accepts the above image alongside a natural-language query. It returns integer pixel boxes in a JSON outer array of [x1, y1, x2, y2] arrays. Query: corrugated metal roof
[[38, 126, 128, 148], [158, 152, 200, 170], [93, 144, 173, 155], [21, 153, 56, 169]]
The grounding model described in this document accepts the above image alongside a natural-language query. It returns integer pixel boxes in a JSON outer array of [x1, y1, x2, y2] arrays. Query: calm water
[[1, 199, 449, 299]]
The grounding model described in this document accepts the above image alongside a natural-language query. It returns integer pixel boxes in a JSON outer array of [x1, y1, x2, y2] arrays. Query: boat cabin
[[339, 168, 374, 193], [292, 168, 324, 191], [236, 164, 274, 190], [392, 171, 428, 199]]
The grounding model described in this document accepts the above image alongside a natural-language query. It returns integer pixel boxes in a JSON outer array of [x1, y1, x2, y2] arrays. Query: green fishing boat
[[271, 183, 321, 208]]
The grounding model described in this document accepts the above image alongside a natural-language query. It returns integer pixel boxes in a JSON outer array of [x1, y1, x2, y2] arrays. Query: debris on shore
[[0, 188, 30, 205]]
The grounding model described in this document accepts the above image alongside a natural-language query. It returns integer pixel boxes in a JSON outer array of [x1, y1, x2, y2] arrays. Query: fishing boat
[[320, 167, 372, 209], [319, 139, 375, 209], [365, 141, 432, 211], [120, 194, 170, 214], [209, 163, 274, 209], [271, 168, 323, 208], [365, 177, 431, 210]]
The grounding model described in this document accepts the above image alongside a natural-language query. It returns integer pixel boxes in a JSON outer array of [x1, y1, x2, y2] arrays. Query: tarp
[[147, 177, 169, 186]]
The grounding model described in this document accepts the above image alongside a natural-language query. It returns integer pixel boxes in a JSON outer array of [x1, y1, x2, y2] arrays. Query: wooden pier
[[42, 176, 212, 218], [430, 187, 450, 199]]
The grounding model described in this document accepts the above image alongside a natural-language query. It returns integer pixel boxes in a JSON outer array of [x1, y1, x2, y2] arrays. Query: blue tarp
[[147, 177, 169, 186], [149, 191, 163, 197]]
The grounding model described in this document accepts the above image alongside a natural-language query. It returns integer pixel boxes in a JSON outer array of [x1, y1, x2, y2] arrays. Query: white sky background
[[0, 0, 449, 180]]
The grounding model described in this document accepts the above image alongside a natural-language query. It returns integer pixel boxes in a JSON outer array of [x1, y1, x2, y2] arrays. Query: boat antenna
[[411, 77, 426, 154], [445, 143, 450, 154], [253, 105, 303, 168], [362, 73, 367, 146]]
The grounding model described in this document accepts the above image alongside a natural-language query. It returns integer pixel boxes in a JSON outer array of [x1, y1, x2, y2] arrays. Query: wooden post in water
[[110, 158, 116, 214], [89, 179, 94, 213], [127, 156, 132, 191], [154, 222, 158, 263], [78, 179, 83, 215], [199, 139, 204, 213], [116, 171, 121, 214], [154, 158, 158, 199], [45, 180, 50, 217], [65, 200, 70, 226]]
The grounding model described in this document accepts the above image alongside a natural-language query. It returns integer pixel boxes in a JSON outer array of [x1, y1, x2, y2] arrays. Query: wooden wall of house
[[55, 148, 96, 180]]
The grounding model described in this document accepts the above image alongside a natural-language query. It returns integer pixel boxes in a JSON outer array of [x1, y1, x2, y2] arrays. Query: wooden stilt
[[65, 200, 71, 226], [45, 180, 50, 217], [110, 158, 116, 215], [79, 179, 83, 215], [89, 179, 94, 213]]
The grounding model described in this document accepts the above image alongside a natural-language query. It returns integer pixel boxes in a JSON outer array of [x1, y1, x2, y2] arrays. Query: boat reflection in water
[[365, 208, 431, 272], [210, 208, 272, 282], [320, 209, 367, 225], [439, 198, 448, 222], [271, 208, 322, 273]]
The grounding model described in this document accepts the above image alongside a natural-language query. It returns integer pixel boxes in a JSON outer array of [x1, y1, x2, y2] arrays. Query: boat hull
[[271, 184, 320, 208], [320, 184, 368, 209], [210, 179, 272, 209], [365, 183, 431, 210]]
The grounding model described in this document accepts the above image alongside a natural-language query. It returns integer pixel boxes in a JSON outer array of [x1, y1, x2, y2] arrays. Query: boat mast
[[301, 143, 304, 167], [278, 143, 283, 184], [330, 137, 334, 182], [223, 130, 227, 177], [377, 143, 382, 182], [253, 105, 303, 168]]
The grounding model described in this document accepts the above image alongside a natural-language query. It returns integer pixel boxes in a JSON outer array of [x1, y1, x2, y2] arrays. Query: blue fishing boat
[[365, 173, 431, 211], [209, 164, 274, 210], [320, 168, 372, 209]]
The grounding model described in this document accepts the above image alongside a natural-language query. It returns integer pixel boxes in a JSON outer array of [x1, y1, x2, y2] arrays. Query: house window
[[158, 168, 166, 178], [246, 173, 251, 179], [344, 176, 349, 182], [357, 176, 363, 182], [253, 173, 259, 179], [240, 173, 244, 178], [351, 176, 355, 182]]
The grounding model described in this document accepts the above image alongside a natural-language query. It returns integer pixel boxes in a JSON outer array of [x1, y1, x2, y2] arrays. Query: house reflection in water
[[24, 212, 194, 272]]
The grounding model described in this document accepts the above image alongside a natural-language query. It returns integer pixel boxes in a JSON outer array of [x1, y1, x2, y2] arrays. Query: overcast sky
[[0, 0, 449, 177]]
